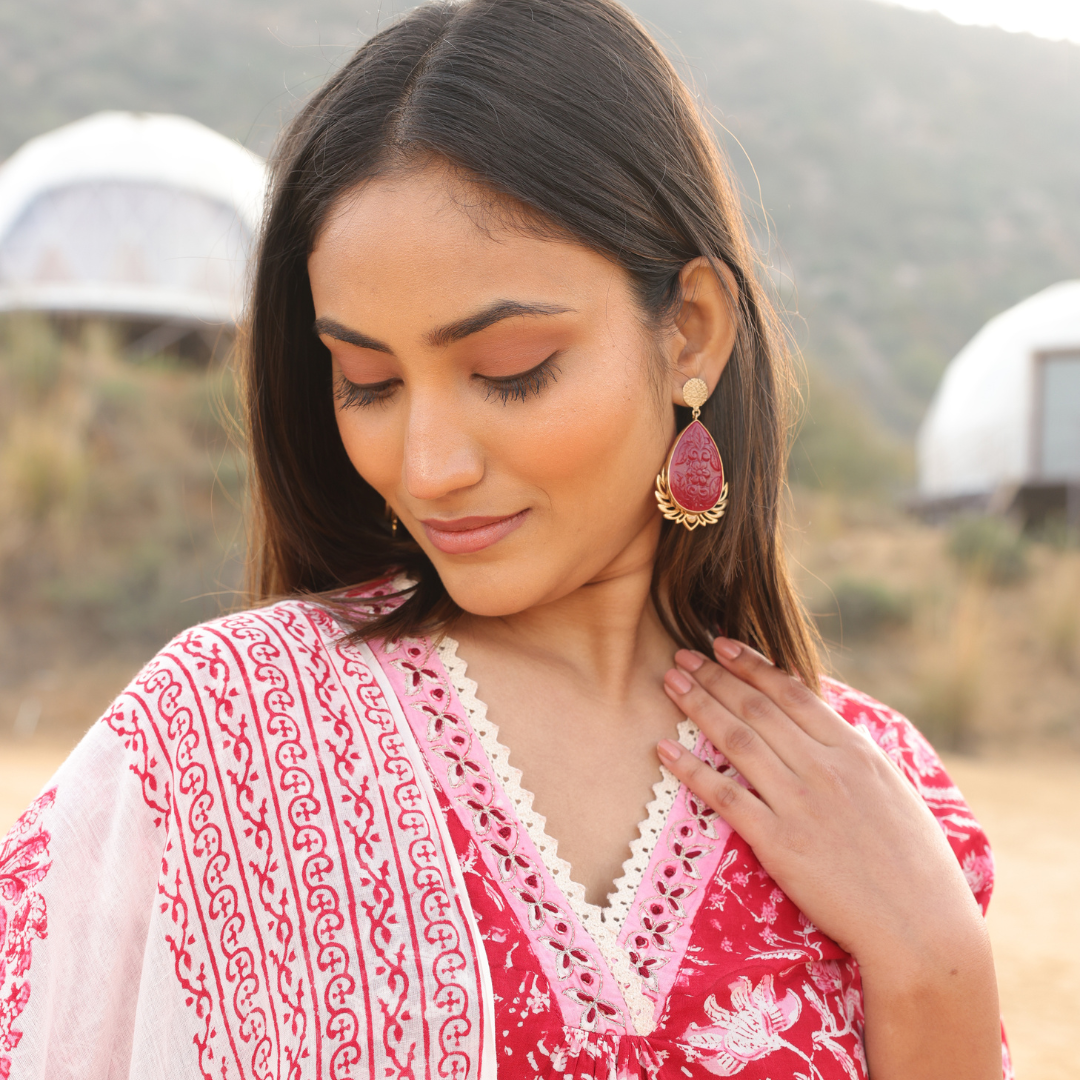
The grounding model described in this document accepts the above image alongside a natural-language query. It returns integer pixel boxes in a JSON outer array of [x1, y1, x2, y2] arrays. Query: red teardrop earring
[[655, 377, 729, 530]]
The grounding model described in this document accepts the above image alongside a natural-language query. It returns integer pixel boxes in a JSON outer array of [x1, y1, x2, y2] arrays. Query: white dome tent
[[0, 111, 266, 355], [918, 280, 1080, 526]]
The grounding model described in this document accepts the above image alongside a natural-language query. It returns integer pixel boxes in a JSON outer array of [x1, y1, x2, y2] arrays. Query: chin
[[434, 561, 560, 619], [441, 565, 535, 616]]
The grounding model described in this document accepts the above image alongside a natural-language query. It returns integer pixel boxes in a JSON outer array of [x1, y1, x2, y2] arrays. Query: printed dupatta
[[0, 599, 496, 1080]]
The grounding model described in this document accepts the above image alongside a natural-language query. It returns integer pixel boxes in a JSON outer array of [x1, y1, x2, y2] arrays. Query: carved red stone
[[668, 420, 724, 513]]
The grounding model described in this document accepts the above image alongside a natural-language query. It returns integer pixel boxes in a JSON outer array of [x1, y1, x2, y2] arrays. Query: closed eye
[[479, 354, 561, 404], [333, 373, 399, 409], [333, 353, 561, 410]]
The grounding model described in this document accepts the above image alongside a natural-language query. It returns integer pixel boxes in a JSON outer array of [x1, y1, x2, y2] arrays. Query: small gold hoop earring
[[385, 501, 399, 538], [654, 377, 729, 530]]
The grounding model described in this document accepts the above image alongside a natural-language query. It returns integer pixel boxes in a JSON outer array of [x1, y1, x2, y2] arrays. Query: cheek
[[495, 371, 669, 501], [333, 403, 402, 493]]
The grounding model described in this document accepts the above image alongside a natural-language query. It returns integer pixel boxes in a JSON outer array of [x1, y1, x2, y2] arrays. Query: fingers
[[673, 648, 823, 765], [659, 637, 857, 834], [657, 738, 773, 842], [706, 639, 852, 747], [663, 663, 796, 804]]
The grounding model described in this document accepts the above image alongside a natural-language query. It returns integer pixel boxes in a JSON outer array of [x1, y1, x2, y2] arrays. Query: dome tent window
[[0, 111, 266, 346], [0, 181, 253, 321], [1038, 352, 1080, 481]]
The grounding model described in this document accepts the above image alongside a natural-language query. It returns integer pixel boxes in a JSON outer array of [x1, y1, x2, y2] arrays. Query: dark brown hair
[[244, 0, 821, 687]]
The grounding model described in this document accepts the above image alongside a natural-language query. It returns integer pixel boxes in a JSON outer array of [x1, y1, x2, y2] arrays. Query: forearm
[[860, 920, 1002, 1080]]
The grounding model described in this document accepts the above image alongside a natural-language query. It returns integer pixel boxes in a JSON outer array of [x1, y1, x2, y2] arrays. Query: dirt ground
[[1, 735, 1076, 1077], [943, 754, 1080, 1080]]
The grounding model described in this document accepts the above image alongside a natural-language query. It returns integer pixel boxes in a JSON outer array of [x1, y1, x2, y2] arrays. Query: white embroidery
[[437, 635, 698, 1037], [605, 718, 699, 933]]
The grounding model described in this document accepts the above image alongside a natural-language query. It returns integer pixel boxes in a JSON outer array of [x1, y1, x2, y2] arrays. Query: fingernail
[[675, 648, 705, 672], [714, 637, 741, 660], [657, 739, 683, 764], [665, 669, 693, 694]]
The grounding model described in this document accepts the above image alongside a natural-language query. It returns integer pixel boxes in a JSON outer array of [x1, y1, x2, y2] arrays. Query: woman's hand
[[658, 639, 1002, 1080]]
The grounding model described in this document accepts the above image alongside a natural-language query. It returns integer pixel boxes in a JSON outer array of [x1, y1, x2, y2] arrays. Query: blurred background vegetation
[[0, 0, 1079, 752], [0, 314, 244, 737]]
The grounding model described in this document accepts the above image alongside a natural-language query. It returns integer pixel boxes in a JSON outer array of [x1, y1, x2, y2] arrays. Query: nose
[[402, 392, 485, 501]]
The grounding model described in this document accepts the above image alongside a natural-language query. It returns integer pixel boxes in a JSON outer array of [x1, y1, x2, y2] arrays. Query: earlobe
[[669, 257, 739, 405]]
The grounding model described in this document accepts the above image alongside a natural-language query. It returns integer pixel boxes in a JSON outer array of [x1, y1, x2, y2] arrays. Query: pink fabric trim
[[378, 638, 636, 1036], [617, 729, 735, 1010]]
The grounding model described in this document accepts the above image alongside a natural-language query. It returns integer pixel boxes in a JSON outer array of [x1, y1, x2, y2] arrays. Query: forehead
[[309, 166, 627, 320]]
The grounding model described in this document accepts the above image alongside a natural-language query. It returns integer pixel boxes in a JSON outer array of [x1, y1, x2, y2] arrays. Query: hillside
[[642, 0, 1080, 431], [3, 0, 1080, 436]]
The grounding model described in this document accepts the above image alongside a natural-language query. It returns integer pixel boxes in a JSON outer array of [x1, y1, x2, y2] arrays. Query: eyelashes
[[483, 354, 560, 404], [334, 354, 561, 410], [333, 374, 396, 410]]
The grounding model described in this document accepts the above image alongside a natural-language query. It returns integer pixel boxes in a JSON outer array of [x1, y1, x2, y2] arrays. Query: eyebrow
[[312, 317, 391, 353], [425, 300, 573, 347], [313, 300, 573, 354]]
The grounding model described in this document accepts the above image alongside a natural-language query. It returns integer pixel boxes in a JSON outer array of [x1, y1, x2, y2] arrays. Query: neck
[[456, 520, 675, 705]]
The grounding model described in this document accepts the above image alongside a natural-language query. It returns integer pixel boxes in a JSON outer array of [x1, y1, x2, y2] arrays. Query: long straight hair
[[244, 0, 822, 688]]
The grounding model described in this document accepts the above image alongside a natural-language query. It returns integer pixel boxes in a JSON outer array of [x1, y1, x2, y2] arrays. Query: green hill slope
[[3, 0, 1079, 434]]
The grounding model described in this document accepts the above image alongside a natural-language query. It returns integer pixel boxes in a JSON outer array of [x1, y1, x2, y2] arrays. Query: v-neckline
[[435, 634, 701, 1031]]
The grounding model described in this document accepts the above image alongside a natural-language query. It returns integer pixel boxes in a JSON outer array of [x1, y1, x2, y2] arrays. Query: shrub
[[0, 313, 63, 403], [947, 514, 1028, 584], [0, 315, 246, 666], [816, 576, 912, 642], [915, 669, 978, 752]]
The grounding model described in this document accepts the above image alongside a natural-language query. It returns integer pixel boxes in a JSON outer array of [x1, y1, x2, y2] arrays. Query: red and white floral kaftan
[[0, 590, 1011, 1079]]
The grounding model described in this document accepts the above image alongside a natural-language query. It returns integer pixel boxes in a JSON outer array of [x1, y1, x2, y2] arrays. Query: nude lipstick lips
[[420, 510, 529, 554]]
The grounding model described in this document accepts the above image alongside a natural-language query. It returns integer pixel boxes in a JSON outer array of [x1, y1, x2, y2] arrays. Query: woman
[[0, 1, 1008, 1077]]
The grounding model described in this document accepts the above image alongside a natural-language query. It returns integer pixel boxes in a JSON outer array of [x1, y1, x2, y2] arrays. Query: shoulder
[[822, 677, 997, 912], [141, 575, 408, 672], [821, 676, 957, 797], [98, 599, 351, 761], [106, 582, 417, 737], [142, 597, 343, 675], [91, 591, 404, 817], [105, 577, 417, 733], [822, 677, 944, 782], [146, 575, 404, 660]]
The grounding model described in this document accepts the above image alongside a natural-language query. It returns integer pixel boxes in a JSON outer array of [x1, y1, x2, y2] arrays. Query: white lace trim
[[436, 634, 698, 1038], [603, 715, 699, 931]]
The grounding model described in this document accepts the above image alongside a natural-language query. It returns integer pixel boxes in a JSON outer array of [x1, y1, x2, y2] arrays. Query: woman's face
[[308, 167, 682, 617]]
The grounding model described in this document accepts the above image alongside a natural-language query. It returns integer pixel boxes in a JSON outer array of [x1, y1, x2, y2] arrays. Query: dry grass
[[0, 314, 245, 738], [788, 489, 1080, 751], [944, 753, 1080, 1080]]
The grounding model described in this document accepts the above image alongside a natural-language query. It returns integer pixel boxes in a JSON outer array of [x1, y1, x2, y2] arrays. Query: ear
[[664, 257, 739, 407]]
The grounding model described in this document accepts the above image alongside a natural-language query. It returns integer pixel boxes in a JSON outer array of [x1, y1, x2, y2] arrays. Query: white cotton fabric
[[0, 600, 496, 1080]]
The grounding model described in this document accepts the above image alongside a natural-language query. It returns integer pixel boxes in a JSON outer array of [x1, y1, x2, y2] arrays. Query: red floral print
[[0, 789, 55, 1080]]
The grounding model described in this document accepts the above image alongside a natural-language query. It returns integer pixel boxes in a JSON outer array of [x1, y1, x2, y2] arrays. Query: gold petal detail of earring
[[385, 501, 399, 538], [654, 377, 729, 530]]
